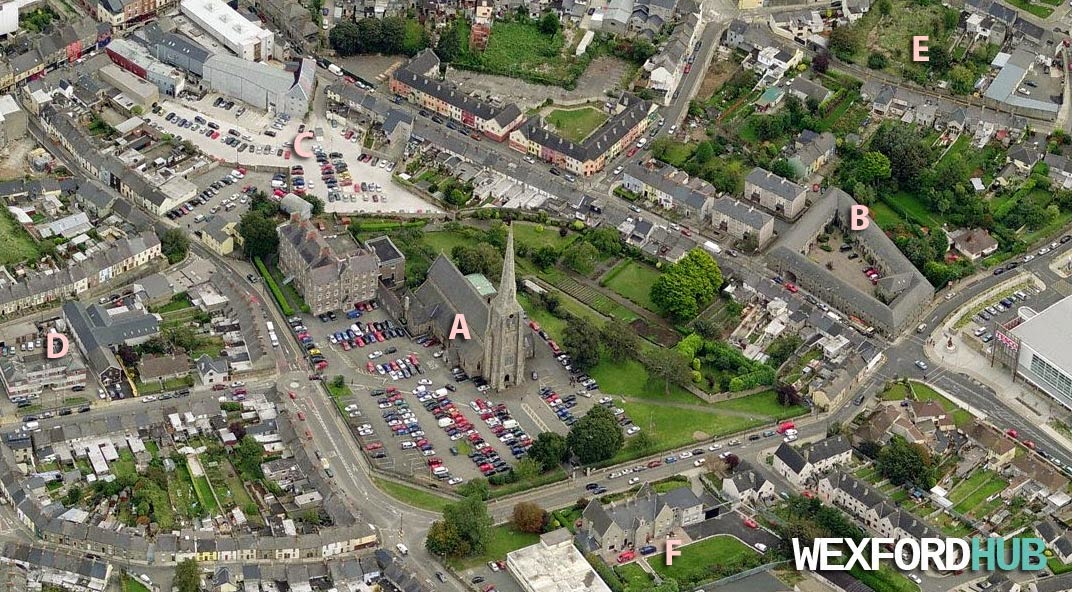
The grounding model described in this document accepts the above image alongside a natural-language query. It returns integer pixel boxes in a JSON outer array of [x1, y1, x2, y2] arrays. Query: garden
[[649, 535, 761, 587], [545, 105, 609, 143]]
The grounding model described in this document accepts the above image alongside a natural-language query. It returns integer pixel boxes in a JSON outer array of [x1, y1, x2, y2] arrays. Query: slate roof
[[395, 50, 522, 127], [411, 255, 489, 361], [746, 167, 805, 200], [774, 442, 807, 474], [518, 94, 652, 163], [709, 198, 774, 231]]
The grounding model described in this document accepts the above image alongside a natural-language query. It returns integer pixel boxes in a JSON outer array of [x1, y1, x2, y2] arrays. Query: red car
[[288, 391, 297, 400], [297, 411, 306, 421], [681, 227, 692, 236], [366, 442, 384, 451], [647, 460, 662, 469], [212, 384, 227, 391], [1024, 440, 1037, 450], [367, 361, 375, 373], [743, 517, 758, 529], [617, 550, 636, 563], [802, 490, 815, 499], [785, 282, 799, 293], [1006, 428, 1019, 439], [283, 150, 291, 159], [627, 147, 639, 157]]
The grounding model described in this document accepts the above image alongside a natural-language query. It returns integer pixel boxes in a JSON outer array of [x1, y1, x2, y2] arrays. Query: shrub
[[255, 257, 294, 316]]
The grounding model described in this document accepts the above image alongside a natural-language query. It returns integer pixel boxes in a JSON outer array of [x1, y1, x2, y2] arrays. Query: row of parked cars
[[332, 319, 404, 351], [598, 396, 641, 436], [471, 398, 533, 460], [425, 395, 482, 481], [288, 316, 328, 371]]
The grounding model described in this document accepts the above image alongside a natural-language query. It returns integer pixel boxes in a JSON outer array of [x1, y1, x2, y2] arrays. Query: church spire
[[493, 226, 518, 308]]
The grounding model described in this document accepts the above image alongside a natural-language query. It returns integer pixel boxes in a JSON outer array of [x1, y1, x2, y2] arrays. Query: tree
[[452, 243, 503, 279], [694, 141, 715, 164], [174, 559, 201, 592], [722, 453, 740, 471], [563, 316, 601, 372], [161, 228, 189, 264], [650, 249, 723, 322], [381, 16, 407, 54], [642, 347, 690, 395], [867, 51, 888, 70], [651, 271, 700, 321], [770, 159, 798, 181], [775, 382, 802, 406], [563, 242, 599, 274], [457, 478, 490, 501], [425, 518, 463, 556], [356, 18, 384, 53], [567, 404, 624, 464], [538, 11, 560, 35], [949, 64, 975, 95], [876, 435, 936, 488], [870, 123, 932, 189], [64, 485, 82, 506], [585, 227, 621, 257], [532, 246, 559, 270], [302, 195, 324, 216], [877, 0, 891, 14], [442, 495, 493, 555], [765, 334, 802, 368], [528, 432, 568, 472], [512, 502, 548, 533], [436, 22, 463, 63], [599, 319, 639, 362], [857, 151, 892, 185], [329, 21, 362, 56], [117, 344, 139, 366], [812, 51, 830, 74], [829, 25, 862, 60], [238, 211, 279, 259]]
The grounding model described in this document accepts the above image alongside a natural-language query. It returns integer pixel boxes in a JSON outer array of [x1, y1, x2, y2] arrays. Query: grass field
[[373, 478, 454, 513], [649, 535, 756, 585], [0, 208, 39, 266], [870, 201, 904, 230], [949, 470, 1007, 514], [512, 222, 575, 250], [546, 106, 608, 143], [447, 525, 540, 570], [122, 575, 151, 592], [459, 20, 579, 86], [603, 260, 661, 312], [588, 355, 699, 405], [911, 382, 972, 428], [192, 475, 219, 515], [621, 400, 765, 450], [616, 563, 654, 591], [713, 390, 808, 421]]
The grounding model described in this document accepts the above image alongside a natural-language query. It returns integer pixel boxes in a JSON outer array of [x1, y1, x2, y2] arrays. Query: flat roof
[[181, 0, 270, 46], [1012, 294, 1072, 373], [507, 529, 611, 592]]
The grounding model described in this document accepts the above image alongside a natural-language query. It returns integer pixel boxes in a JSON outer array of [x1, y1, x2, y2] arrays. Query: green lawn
[[518, 292, 567, 341], [423, 229, 473, 257], [713, 390, 808, 421], [155, 293, 193, 313], [0, 207, 40, 266], [192, 475, 219, 515], [588, 355, 699, 405], [885, 190, 942, 228], [870, 201, 904, 230], [447, 525, 540, 570], [849, 563, 920, 592], [168, 465, 200, 520], [879, 383, 911, 401], [953, 479, 1007, 514], [602, 260, 661, 312], [546, 106, 608, 143], [948, 471, 995, 504], [621, 400, 765, 450], [1005, 0, 1053, 16], [615, 563, 654, 592], [458, 20, 580, 87], [512, 222, 575, 250], [112, 449, 138, 481], [649, 535, 757, 585], [122, 575, 151, 592], [373, 478, 454, 513]]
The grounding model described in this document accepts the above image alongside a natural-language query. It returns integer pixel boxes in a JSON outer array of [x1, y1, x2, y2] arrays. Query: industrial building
[[202, 54, 315, 116], [995, 295, 1072, 410], [0, 95, 26, 145], [104, 37, 186, 96], [139, 24, 211, 78], [180, 0, 274, 61], [99, 63, 159, 110]]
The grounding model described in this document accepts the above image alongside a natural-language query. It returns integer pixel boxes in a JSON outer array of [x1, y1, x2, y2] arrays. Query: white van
[[396, 543, 409, 556]]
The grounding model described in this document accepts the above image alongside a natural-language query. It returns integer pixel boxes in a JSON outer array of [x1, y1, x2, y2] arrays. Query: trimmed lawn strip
[[649, 535, 756, 584], [192, 475, 220, 515], [589, 355, 698, 405], [546, 106, 608, 143], [712, 390, 808, 420], [602, 260, 661, 312], [620, 400, 765, 451], [373, 478, 453, 513], [910, 382, 972, 428], [446, 525, 540, 570]]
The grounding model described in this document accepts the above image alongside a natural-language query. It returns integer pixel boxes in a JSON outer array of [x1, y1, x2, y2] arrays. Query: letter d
[[46, 333, 68, 359], [449, 314, 471, 340], [850, 205, 870, 231]]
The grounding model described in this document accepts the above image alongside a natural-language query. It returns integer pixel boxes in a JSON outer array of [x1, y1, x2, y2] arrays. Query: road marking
[[522, 402, 551, 433]]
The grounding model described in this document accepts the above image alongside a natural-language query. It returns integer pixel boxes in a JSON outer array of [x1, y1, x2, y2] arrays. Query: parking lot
[[285, 301, 606, 484], [147, 94, 441, 216]]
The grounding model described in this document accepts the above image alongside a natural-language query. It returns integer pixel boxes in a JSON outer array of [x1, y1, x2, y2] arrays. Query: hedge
[[255, 257, 294, 316]]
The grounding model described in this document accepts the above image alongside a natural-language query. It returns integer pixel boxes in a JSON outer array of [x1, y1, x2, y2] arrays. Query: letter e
[[850, 205, 871, 231], [913, 36, 929, 62], [449, 314, 471, 340], [46, 333, 68, 359], [665, 539, 682, 565]]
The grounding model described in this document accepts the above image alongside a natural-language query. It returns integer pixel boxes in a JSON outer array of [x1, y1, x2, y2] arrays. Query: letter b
[[850, 205, 871, 231], [1022, 538, 1047, 571], [46, 333, 68, 359]]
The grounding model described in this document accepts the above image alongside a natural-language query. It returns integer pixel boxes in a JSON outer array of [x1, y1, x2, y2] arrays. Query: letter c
[[293, 131, 315, 158]]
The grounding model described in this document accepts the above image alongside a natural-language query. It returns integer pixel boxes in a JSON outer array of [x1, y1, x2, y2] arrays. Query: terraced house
[[390, 50, 524, 141], [509, 94, 654, 177], [817, 471, 940, 542], [744, 167, 808, 219]]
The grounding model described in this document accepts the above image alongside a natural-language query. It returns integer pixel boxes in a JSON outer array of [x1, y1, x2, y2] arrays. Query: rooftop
[[1012, 293, 1072, 373], [506, 529, 611, 592]]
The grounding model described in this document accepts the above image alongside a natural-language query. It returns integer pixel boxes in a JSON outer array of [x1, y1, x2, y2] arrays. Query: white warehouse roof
[[180, 0, 271, 50]]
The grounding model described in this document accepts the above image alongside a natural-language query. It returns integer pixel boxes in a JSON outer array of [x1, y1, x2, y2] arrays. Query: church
[[400, 227, 534, 392]]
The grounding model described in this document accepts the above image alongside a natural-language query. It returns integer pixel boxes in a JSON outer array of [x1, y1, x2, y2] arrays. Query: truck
[[776, 421, 796, 434], [502, 419, 519, 430], [327, 64, 343, 76], [847, 315, 875, 336], [437, 417, 455, 428], [703, 240, 722, 255]]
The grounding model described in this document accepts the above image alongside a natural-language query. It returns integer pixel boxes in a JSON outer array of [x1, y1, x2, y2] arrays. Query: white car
[[612, 165, 624, 175], [598, 396, 613, 405], [344, 404, 358, 412], [142, 396, 156, 403], [368, 351, 382, 359], [400, 441, 416, 449], [418, 378, 433, 385], [909, 574, 922, 584], [628, 476, 640, 484], [708, 443, 723, 451], [679, 451, 693, 459], [609, 471, 622, 479], [349, 411, 361, 417], [447, 477, 464, 485], [693, 458, 707, 467], [915, 360, 928, 371], [626, 426, 641, 435], [1039, 247, 1051, 256]]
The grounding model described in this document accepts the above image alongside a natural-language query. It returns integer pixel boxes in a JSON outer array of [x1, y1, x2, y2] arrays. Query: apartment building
[[277, 219, 381, 316], [744, 167, 808, 219], [771, 435, 853, 486]]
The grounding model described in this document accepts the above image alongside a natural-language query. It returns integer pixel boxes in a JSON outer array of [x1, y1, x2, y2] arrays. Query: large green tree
[[451, 243, 502, 279], [512, 502, 548, 533], [650, 248, 723, 322], [238, 211, 279, 259], [563, 316, 601, 372], [329, 21, 362, 56], [876, 435, 936, 488], [174, 559, 201, 592], [528, 431, 568, 471], [567, 404, 624, 464], [563, 242, 599, 274], [161, 228, 189, 264], [642, 347, 691, 395], [600, 319, 640, 362]]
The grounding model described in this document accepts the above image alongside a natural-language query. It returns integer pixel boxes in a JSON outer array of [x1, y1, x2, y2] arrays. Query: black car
[[549, 167, 562, 176], [471, 576, 485, 584], [748, 434, 761, 441], [1062, 235, 1072, 244]]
